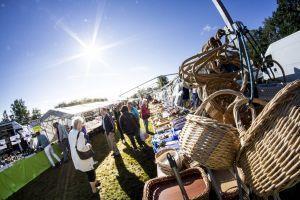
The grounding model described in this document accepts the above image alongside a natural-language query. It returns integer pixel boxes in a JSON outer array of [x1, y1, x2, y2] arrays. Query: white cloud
[[201, 25, 218, 35]]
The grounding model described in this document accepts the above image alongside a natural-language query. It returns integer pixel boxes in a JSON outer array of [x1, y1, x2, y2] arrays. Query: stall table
[[0, 144, 61, 200]]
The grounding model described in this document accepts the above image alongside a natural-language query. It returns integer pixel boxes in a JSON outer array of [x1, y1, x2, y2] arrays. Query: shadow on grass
[[114, 156, 145, 200], [91, 132, 111, 169], [123, 142, 156, 179]]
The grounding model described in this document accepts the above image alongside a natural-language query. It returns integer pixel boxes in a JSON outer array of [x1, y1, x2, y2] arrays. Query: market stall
[[0, 143, 61, 200], [40, 100, 120, 142], [143, 1, 299, 199]]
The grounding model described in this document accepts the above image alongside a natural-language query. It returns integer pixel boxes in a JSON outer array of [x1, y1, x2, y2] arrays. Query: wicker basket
[[235, 80, 300, 197], [191, 48, 247, 122], [209, 168, 245, 200], [223, 97, 267, 127], [143, 167, 210, 200], [155, 148, 183, 176], [179, 89, 242, 170]]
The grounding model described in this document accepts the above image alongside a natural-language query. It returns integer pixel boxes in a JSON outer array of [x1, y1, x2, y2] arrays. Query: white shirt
[[68, 129, 94, 172]]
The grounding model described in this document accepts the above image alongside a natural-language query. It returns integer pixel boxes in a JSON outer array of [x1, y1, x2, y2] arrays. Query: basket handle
[[233, 98, 267, 140], [194, 89, 245, 116]]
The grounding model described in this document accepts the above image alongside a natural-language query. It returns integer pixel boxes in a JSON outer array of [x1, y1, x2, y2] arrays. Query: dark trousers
[[116, 121, 125, 140], [127, 131, 144, 149], [143, 119, 150, 133], [60, 138, 69, 162]]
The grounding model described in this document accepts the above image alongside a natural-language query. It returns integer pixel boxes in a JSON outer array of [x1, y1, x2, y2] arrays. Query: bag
[[75, 131, 94, 160], [140, 130, 149, 141]]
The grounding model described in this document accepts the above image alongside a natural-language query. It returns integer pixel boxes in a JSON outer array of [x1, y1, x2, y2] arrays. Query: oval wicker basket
[[179, 89, 242, 170], [155, 148, 182, 176], [143, 167, 210, 200], [235, 80, 300, 197]]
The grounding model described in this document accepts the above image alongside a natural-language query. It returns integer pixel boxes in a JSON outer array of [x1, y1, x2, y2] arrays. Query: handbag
[[75, 131, 94, 160]]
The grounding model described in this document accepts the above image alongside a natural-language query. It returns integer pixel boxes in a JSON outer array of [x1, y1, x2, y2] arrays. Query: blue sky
[[0, 0, 276, 115]]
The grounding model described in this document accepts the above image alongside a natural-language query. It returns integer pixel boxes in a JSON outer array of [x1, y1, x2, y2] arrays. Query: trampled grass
[[9, 122, 156, 200]]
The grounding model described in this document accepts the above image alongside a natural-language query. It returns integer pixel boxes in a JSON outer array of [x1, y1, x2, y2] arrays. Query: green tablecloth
[[0, 145, 61, 200]]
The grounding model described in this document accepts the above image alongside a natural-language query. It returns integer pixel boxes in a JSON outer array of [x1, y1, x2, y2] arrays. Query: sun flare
[[83, 44, 101, 61]]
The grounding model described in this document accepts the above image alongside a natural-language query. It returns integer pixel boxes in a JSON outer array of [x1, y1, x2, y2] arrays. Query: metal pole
[[119, 73, 177, 97], [212, 0, 234, 31]]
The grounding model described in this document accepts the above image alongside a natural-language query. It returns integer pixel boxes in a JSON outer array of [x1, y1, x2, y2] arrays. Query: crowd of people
[[37, 98, 153, 194]]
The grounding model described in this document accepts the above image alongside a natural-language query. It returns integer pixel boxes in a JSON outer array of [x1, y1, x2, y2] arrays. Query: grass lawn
[[8, 122, 156, 200]]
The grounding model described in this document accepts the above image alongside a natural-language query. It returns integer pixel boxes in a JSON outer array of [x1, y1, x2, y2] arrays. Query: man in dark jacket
[[100, 108, 120, 157], [119, 105, 145, 150]]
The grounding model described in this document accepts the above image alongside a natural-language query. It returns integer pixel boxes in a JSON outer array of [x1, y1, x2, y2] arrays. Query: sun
[[83, 44, 101, 62]]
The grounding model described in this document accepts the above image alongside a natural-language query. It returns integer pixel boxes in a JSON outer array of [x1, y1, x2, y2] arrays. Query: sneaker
[[95, 180, 101, 187], [113, 154, 121, 158], [92, 187, 100, 194]]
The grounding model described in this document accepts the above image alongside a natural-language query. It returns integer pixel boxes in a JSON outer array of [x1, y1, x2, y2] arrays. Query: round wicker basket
[[235, 80, 300, 197], [179, 89, 242, 170], [155, 148, 182, 176]]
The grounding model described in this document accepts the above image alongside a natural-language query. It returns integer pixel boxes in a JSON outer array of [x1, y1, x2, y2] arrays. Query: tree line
[[250, 0, 300, 63], [1, 99, 41, 125], [1, 97, 108, 125], [54, 98, 108, 108]]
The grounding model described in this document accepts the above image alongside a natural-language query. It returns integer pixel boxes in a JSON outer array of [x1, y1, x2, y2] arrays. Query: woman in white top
[[68, 116, 100, 193]]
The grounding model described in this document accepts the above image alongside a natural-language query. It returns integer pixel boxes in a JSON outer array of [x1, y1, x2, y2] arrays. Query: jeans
[[44, 144, 61, 167], [143, 119, 149, 133]]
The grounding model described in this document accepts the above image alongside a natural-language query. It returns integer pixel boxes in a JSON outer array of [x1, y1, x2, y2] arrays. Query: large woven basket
[[143, 167, 210, 200], [235, 80, 300, 197], [179, 90, 241, 170]]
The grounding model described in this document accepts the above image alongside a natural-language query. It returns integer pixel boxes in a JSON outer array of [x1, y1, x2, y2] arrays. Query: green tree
[[157, 75, 169, 88], [250, 0, 300, 61], [31, 108, 42, 120], [2, 110, 10, 122], [10, 99, 30, 125]]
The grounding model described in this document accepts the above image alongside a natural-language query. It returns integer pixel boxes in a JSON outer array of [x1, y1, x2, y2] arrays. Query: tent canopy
[[40, 100, 120, 122]]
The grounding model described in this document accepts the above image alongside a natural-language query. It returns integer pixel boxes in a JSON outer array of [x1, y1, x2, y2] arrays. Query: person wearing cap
[[36, 131, 61, 167]]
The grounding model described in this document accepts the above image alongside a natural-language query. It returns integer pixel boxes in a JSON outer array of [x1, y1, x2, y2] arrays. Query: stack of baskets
[[177, 28, 300, 199], [144, 27, 299, 199]]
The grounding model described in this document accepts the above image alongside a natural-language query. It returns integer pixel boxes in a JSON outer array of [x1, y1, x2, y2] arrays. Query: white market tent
[[40, 101, 120, 142]]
